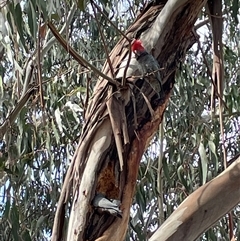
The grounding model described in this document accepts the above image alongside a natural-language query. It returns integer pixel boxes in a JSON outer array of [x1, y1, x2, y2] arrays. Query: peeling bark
[[51, 1, 208, 240]]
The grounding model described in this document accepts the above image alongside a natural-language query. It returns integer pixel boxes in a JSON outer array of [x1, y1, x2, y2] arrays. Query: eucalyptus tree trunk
[[51, 1, 239, 241]]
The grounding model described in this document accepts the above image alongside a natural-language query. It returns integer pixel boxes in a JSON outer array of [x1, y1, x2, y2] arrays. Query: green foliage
[[127, 2, 240, 240], [0, 0, 239, 240]]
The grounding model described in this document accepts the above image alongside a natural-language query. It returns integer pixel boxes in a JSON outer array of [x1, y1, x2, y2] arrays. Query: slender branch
[[91, 3, 115, 79], [22, 2, 77, 95], [47, 22, 120, 87], [84, 76, 91, 117], [37, 14, 44, 109], [192, 31, 228, 110], [157, 121, 164, 225], [227, 153, 240, 166], [206, 0, 233, 238], [0, 82, 36, 139], [194, 19, 209, 30], [122, 42, 132, 86], [42, 2, 77, 56], [0, 0, 8, 9], [91, 0, 132, 43]]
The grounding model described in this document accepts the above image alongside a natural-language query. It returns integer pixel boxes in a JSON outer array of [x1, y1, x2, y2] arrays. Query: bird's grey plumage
[[92, 193, 122, 218], [136, 51, 162, 94]]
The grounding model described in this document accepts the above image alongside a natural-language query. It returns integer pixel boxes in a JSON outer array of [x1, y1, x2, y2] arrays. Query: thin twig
[[206, 1, 234, 239], [130, 86, 138, 129], [84, 76, 91, 116], [91, 3, 115, 79], [22, 2, 77, 96], [0, 83, 36, 139], [157, 121, 165, 225], [0, 0, 8, 9], [37, 14, 45, 109], [192, 31, 228, 110], [194, 19, 209, 30], [133, 83, 154, 117], [47, 22, 121, 87], [42, 2, 77, 55], [122, 42, 132, 86], [91, 0, 132, 43]]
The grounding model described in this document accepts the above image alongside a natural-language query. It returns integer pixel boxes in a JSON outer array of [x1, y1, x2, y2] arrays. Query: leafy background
[[0, 0, 239, 240]]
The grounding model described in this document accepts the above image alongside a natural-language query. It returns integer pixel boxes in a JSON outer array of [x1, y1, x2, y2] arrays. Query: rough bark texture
[[51, 0, 208, 240]]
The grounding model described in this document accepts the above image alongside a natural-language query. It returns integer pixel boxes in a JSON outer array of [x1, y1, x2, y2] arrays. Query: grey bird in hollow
[[92, 193, 122, 218]]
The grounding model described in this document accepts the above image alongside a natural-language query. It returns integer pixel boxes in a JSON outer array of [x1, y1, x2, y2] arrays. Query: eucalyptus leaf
[[198, 142, 208, 184]]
